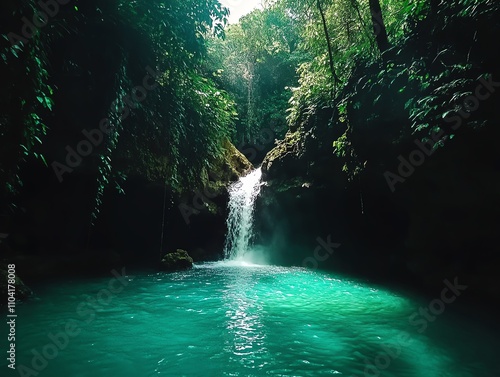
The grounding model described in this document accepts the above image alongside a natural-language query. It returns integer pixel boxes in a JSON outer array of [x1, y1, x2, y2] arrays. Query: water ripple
[[8, 263, 499, 377]]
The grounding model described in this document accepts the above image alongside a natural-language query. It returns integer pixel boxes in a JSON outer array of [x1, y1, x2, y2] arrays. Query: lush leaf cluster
[[0, 0, 236, 216]]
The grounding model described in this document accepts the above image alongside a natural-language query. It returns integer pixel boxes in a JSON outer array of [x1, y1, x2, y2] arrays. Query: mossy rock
[[208, 139, 253, 183], [262, 129, 308, 180], [160, 249, 194, 272]]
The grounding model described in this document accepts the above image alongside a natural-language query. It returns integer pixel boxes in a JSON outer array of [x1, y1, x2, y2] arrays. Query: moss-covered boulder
[[215, 139, 253, 182], [187, 138, 254, 217], [160, 249, 194, 272], [261, 130, 306, 181]]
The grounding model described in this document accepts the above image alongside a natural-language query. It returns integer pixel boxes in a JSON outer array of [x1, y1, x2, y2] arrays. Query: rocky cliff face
[[171, 139, 253, 261], [256, 117, 500, 302], [2, 139, 252, 287], [253, 0, 500, 303], [89, 139, 253, 264]]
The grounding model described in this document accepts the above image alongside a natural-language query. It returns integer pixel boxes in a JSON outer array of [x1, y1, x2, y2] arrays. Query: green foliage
[[2, 0, 499, 217], [332, 129, 364, 180], [86, 0, 234, 218], [206, 6, 303, 150], [0, 0, 236, 220], [282, 0, 419, 126], [289, 0, 500, 179], [0, 0, 57, 203]]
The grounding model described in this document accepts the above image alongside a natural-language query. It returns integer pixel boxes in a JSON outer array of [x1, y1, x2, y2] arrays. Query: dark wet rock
[[160, 249, 194, 272], [256, 110, 500, 303]]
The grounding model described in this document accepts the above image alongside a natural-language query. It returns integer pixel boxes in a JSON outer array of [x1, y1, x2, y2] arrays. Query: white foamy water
[[224, 167, 263, 260]]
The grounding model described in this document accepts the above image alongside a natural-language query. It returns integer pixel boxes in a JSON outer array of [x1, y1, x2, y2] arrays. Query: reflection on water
[[5, 262, 499, 377], [222, 267, 270, 371]]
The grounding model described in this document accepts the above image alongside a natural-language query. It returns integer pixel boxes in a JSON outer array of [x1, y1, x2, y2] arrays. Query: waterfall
[[224, 167, 263, 260]]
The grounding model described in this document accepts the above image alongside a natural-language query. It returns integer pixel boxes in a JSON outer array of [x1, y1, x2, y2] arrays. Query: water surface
[[5, 262, 498, 377]]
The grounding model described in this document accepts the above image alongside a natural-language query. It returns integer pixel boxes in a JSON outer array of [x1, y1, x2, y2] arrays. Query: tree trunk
[[316, 0, 341, 84], [368, 0, 390, 58]]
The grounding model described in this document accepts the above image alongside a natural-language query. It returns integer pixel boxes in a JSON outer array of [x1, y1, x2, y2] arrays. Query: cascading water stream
[[224, 167, 263, 260]]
